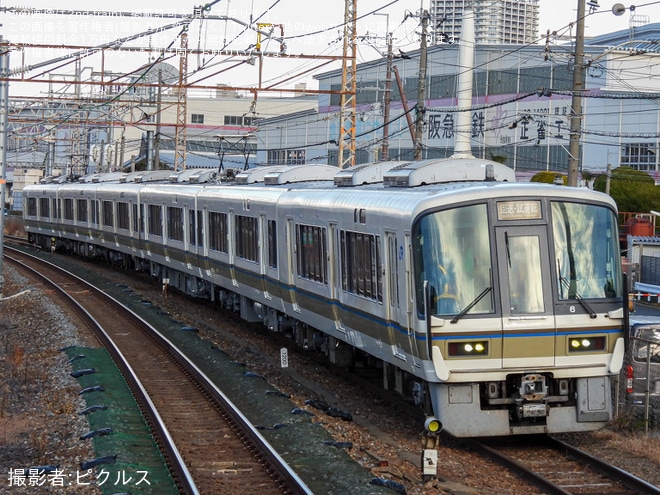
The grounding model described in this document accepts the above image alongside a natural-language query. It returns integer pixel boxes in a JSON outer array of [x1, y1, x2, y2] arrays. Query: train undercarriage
[[32, 233, 430, 407], [32, 232, 614, 442]]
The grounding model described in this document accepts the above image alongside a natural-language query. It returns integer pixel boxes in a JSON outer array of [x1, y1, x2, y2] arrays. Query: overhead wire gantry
[[1, 2, 359, 169]]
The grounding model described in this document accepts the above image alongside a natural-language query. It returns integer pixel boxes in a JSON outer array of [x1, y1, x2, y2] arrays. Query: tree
[[488, 153, 508, 164], [530, 171, 567, 185], [593, 166, 660, 213]]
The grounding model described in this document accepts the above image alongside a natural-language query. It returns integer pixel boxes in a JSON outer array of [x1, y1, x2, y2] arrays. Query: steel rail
[[4, 246, 313, 495], [545, 435, 660, 495], [463, 435, 660, 495], [4, 250, 200, 495]]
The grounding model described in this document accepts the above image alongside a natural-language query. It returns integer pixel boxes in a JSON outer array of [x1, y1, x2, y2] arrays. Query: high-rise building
[[430, 0, 540, 45]]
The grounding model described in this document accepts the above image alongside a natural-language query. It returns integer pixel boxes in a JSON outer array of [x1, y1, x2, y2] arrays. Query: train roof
[[383, 157, 516, 187], [334, 161, 411, 186], [23, 160, 617, 213], [32, 159, 515, 189]]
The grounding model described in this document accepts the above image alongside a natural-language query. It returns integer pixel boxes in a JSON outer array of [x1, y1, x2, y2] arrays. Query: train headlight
[[424, 417, 443, 434], [448, 341, 488, 356], [568, 336, 605, 352]]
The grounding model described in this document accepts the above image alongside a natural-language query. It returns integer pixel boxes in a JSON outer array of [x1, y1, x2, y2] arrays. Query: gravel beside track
[[0, 266, 101, 495]]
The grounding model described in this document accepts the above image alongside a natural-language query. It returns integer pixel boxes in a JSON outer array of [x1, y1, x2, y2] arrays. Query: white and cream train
[[23, 158, 627, 437]]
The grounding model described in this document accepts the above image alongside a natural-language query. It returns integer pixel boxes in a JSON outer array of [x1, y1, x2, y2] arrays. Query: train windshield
[[413, 203, 494, 316], [552, 202, 622, 300]]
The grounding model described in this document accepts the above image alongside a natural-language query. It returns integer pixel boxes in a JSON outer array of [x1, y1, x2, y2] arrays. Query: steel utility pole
[[338, 0, 358, 169], [381, 32, 393, 162], [568, 0, 586, 187], [174, 31, 189, 171], [0, 36, 9, 298], [414, 10, 430, 161]]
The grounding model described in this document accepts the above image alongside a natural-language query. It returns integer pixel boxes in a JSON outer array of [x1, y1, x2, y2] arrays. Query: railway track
[[3, 245, 312, 495], [466, 434, 660, 495], [303, 346, 660, 494], [5, 234, 659, 495]]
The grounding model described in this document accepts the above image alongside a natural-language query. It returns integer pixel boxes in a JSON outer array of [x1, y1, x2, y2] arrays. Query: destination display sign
[[497, 200, 541, 220]]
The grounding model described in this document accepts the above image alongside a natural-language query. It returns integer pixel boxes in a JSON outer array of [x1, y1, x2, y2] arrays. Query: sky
[[2, 0, 660, 94]]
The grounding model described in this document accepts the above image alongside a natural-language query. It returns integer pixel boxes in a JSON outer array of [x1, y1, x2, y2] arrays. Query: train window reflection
[[506, 234, 544, 314], [413, 204, 493, 316], [552, 202, 621, 300]]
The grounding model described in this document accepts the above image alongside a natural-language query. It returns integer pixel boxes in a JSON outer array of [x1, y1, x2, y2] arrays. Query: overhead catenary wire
[[6, 2, 658, 172]]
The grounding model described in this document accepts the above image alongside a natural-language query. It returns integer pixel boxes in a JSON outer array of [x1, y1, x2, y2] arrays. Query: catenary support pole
[[0, 36, 9, 298], [568, 0, 586, 187]]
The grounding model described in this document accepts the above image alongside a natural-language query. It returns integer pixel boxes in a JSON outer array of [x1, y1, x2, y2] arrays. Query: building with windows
[[7, 81, 317, 177], [127, 90, 316, 171], [256, 23, 660, 180], [6, 73, 316, 209], [430, 0, 540, 45]]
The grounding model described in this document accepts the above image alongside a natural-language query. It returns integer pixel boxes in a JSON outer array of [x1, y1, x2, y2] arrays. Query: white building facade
[[256, 24, 660, 179]]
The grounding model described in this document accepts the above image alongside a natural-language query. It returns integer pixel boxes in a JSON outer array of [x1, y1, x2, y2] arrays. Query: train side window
[[117, 202, 130, 230], [64, 199, 74, 220], [236, 215, 259, 262], [148, 204, 163, 236], [296, 224, 327, 284], [340, 230, 382, 302], [77, 199, 88, 223], [27, 197, 37, 217], [102, 200, 114, 228], [208, 211, 228, 253], [167, 206, 184, 241], [39, 197, 49, 218]]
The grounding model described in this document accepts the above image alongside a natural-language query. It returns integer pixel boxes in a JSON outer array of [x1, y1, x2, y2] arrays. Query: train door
[[228, 210, 237, 286], [329, 223, 341, 325], [385, 231, 400, 324], [201, 208, 212, 275], [259, 213, 271, 299], [184, 205, 194, 270], [404, 233, 422, 362], [129, 201, 139, 253], [495, 226, 556, 368], [286, 217, 300, 313], [138, 203, 145, 252]]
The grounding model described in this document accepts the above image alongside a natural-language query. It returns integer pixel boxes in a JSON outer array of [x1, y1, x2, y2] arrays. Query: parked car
[[626, 317, 660, 425]]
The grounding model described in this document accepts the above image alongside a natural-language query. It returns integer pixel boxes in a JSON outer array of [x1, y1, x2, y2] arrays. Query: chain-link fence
[[614, 328, 660, 432]]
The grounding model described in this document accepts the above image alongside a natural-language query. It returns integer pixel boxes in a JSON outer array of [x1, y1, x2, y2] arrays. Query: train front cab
[[417, 194, 626, 437]]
